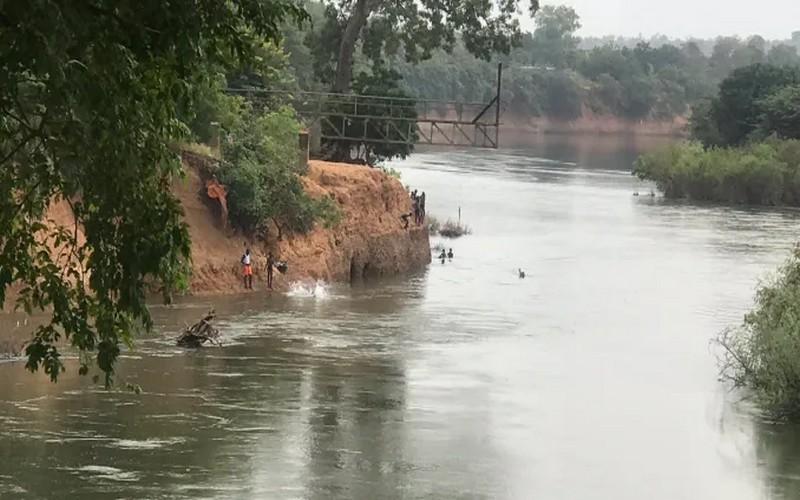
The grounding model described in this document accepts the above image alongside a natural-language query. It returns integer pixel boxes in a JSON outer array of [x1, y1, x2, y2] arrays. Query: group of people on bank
[[402, 189, 427, 229], [241, 246, 279, 290]]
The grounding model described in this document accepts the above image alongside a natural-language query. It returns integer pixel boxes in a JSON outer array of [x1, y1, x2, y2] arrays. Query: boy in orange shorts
[[241, 247, 253, 289]]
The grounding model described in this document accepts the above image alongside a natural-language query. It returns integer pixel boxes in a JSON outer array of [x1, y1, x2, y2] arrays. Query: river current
[[3, 135, 800, 499]]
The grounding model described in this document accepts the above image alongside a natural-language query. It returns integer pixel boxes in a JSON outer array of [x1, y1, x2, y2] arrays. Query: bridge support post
[[309, 119, 322, 157], [298, 129, 310, 172]]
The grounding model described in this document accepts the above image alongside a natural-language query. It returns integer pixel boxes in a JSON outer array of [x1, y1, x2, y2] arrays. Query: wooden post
[[309, 119, 322, 157], [495, 63, 502, 148], [298, 129, 310, 173]]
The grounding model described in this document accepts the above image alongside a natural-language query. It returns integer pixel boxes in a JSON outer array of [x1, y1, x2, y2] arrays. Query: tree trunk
[[333, 0, 371, 93]]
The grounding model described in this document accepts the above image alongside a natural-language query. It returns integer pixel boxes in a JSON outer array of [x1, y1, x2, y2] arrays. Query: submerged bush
[[426, 215, 441, 236], [716, 245, 800, 420], [438, 219, 472, 238], [634, 139, 800, 206]]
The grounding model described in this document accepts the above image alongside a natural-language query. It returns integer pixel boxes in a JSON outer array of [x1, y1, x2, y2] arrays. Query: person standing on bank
[[266, 251, 276, 290], [241, 247, 253, 290], [419, 192, 426, 224]]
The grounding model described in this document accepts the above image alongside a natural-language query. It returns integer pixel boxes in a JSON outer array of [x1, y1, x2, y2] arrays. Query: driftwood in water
[[176, 310, 222, 348]]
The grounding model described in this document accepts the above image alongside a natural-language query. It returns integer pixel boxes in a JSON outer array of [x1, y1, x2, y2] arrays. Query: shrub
[[438, 219, 472, 238], [716, 245, 800, 420], [382, 166, 402, 179], [426, 214, 441, 235], [634, 139, 800, 206], [218, 106, 340, 236]]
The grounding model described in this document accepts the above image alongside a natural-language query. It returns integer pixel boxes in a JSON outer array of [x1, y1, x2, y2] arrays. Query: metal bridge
[[227, 64, 504, 150]]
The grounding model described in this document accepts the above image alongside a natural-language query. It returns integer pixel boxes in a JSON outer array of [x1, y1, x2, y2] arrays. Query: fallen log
[[176, 310, 222, 348]]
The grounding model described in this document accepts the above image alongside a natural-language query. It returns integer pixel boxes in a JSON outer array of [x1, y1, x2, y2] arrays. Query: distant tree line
[[391, 7, 800, 122], [279, 3, 799, 142]]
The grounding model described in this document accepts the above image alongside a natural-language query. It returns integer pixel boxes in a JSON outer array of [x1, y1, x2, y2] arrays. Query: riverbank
[[504, 113, 688, 137], [183, 159, 431, 294], [0, 159, 431, 354]]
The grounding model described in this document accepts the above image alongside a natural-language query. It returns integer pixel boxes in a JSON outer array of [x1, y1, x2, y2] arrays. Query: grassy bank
[[634, 139, 800, 205]]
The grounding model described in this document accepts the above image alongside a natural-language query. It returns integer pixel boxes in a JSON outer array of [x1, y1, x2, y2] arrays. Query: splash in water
[[286, 280, 329, 299]]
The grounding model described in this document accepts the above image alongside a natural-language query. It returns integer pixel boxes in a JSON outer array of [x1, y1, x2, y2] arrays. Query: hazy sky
[[520, 0, 800, 39]]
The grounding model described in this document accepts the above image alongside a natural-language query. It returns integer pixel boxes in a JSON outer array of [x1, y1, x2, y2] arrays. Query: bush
[[438, 219, 472, 238], [218, 105, 340, 236], [634, 139, 800, 206], [426, 214, 441, 235], [716, 245, 800, 420]]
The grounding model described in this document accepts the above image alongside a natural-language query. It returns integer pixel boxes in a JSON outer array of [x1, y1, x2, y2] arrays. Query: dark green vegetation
[[185, 42, 341, 237], [291, 0, 541, 162], [634, 139, 800, 205], [716, 246, 800, 421], [635, 64, 800, 206], [691, 64, 800, 147], [0, 0, 306, 384], [217, 104, 341, 237], [303, 0, 541, 94]]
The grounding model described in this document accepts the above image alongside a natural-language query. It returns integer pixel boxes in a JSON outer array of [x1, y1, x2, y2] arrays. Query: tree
[[689, 99, 723, 147], [309, 0, 541, 92], [0, 0, 305, 384], [716, 244, 800, 420], [759, 85, 800, 140], [219, 104, 341, 237], [533, 71, 582, 120], [321, 65, 419, 163], [529, 5, 581, 69], [712, 63, 800, 146], [767, 44, 800, 67], [709, 36, 744, 79]]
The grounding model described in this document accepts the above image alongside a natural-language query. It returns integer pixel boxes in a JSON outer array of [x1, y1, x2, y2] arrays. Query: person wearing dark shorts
[[266, 251, 276, 289]]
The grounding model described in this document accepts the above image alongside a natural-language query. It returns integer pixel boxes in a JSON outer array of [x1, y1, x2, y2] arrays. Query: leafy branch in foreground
[[0, 0, 306, 385]]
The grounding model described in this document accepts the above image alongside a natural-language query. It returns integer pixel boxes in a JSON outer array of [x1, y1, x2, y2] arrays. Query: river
[[3, 134, 800, 499]]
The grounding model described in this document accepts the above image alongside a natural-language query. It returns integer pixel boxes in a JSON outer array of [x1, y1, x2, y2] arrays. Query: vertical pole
[[495, 63, 502, 148]]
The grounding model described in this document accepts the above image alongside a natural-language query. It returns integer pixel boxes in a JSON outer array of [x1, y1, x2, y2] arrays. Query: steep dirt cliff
[[0, 160, 429, 354], [179, 160, 431, 294]]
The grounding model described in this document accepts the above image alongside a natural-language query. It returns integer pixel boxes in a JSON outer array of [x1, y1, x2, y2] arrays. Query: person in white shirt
[[241, 247, 253, 289]]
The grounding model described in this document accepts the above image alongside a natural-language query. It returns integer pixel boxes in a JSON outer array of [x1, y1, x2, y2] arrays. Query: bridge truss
[[228, 64, 504, 149]]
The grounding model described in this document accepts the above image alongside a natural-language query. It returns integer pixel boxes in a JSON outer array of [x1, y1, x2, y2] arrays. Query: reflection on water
[[4, 136, 800, 498]]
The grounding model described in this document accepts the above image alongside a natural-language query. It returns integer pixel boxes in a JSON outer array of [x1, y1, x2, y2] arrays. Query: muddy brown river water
[[3, 135, 800, 499]]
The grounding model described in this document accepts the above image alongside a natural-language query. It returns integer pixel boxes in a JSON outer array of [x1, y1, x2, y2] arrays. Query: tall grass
[[634, 139, 800, 206]]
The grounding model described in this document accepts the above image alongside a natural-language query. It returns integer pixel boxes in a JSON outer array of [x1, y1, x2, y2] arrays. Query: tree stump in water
[[176, 310, 222, 348]]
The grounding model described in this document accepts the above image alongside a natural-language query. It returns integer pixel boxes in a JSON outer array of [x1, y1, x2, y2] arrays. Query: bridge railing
[[226, 64, 503, 148]]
